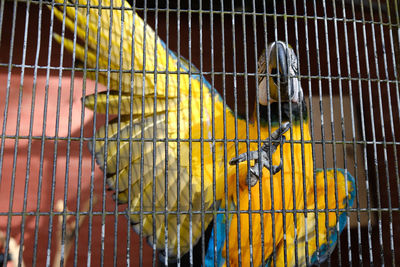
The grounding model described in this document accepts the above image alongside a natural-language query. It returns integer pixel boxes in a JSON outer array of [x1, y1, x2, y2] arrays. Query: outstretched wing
[[52, 0, 217, 257]]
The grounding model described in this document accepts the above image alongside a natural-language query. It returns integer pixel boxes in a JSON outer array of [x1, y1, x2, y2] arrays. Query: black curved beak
[[271, 42, 290, 101], [277, 43, 289, 85], [259, 42, 303, 106]]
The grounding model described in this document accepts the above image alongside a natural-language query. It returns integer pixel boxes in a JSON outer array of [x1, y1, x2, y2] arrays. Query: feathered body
[[52, 0, 355, 266]]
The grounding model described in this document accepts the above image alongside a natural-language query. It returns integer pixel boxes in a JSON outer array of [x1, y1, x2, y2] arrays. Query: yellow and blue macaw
[[52, 0, 355, 266]]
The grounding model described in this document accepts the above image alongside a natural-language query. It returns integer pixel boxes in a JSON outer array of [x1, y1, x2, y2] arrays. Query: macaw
[[51, 0, 355, 266]]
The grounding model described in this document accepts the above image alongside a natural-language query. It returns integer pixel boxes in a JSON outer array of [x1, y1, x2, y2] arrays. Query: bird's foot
[[229, 122, 291, 187]]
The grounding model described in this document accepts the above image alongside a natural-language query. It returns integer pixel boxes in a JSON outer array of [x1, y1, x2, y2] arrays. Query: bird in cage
[[50, 0, 355, 266]]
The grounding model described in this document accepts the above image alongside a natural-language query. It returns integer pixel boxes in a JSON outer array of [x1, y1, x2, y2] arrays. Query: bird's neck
[[255, 100, 308, 128]]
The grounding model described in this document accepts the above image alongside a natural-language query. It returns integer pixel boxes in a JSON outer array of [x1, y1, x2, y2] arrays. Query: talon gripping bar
[[229, 122, 291, 186]]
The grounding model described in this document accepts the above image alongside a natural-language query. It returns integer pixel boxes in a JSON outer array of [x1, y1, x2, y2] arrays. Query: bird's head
[[258, 41, 303, 106]]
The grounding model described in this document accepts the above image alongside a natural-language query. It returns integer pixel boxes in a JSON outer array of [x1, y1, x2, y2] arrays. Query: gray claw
[[230, 122, 291, 187], [248, 170, 260, 187], [229, 150, 259, 165]]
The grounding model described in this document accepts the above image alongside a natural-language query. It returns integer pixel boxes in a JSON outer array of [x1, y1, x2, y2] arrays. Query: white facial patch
[[258, 77, 269, 105], [290, 77, 303, 103]]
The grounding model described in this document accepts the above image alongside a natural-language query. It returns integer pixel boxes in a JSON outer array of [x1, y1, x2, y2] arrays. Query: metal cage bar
[[0, 0, 399, 266]]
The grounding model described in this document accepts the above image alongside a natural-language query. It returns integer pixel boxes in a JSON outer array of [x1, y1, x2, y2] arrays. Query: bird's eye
[[271, 67, 278, 84]]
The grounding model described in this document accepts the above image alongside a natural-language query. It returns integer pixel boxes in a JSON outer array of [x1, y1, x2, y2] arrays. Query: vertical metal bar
[[3, 0, 30, 266], [139, 1, 148, 265], [321, 1, 342, 265], [219, 1, 230, 265], [128, 2, 137, 267], [176, 0, 182, 263], [239, 1, 253, 266], [164, 0, 170, 264], [114, 0, 126, 266], [32, 1, 55, 265], [46, 0, 68, 264], [330, 1, 353, 266], [281, 1, 300, 266], [19, 1, 43, 266], [150, 1, 157, 266], [291, 1, 310, 265], [209, 1, 218, 267], [360, 1, 385, 265], [303, 6, 320, 264], [0, 0, 5, 44], [73, 0, 91, 265], [187, 0, 194, 265], [58, 2, 80, 266], [198, 1, 206, 266], [272, 0, 288, 266], [301, 0, 321, 265], [311, 1, 330, 265], [230, 0, 242, 265], [0, 0, 17, 197], [87, 0, 104, 265], [101, 0, 115, 265], [390, 0, 400, 81], [386, 0, 400, 238], [59, 0, 79, 265], [377, 3, 399, 266], [350, 0, 374, 265], [357, 1, 374, 265], [368, 1, 396, 265], [341, 0, 364, 265], [260, 1, 277, 266], [251, 0, 265, 265]]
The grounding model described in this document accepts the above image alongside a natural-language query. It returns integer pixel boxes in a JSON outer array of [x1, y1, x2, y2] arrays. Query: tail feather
[[266, 168, 356, 267], [307, 168, 355, 265]]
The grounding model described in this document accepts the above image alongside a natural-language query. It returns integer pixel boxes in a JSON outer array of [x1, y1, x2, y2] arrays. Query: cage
[[0, 0, 399, 266]]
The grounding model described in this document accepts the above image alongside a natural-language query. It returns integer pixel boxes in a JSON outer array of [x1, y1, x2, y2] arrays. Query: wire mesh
[[0, 0, 399, 266]]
